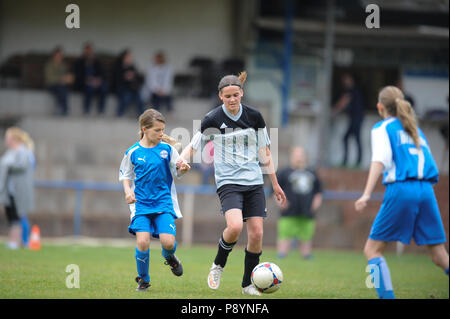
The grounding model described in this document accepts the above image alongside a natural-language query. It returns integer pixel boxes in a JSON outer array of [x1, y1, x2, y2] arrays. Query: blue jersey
[[370, 117, 439, 184], [119, 141, 182, 221]]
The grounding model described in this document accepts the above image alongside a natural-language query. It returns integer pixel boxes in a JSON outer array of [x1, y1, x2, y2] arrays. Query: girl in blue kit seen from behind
[[355, 86, 448, 299]]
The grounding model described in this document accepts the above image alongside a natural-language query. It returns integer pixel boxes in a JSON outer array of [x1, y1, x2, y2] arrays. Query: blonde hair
[[6, 127, 35, 152], [378, 86, 420, 148], [218, 71, 247, 91], [138, 108, 179, 149]]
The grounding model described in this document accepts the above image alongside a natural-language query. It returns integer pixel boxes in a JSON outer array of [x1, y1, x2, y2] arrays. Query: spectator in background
[[114, 49, 144, 117], [275, 146, 323, 260], [141, 51, 174, 113], [44, 47, 74, 116], [333, 73, 365, 168], [0, 127, 35, 250], [74, 43, 109, 115]]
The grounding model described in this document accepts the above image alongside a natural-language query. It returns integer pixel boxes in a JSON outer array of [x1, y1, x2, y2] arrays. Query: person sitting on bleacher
[[73, 43, 109, 115], [44, 47, 74, 116], [114, 49, 144, 117], [141, 51, 174, 113]]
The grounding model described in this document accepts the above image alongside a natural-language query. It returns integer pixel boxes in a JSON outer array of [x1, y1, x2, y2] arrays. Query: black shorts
[[4, 195, 20, 226], [217, 184, 267, 221]]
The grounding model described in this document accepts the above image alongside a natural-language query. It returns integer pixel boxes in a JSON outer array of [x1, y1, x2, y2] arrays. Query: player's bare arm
[[258, 146, 286, 206], [355, 161, 384, 212], [122, 179, 136, 204]]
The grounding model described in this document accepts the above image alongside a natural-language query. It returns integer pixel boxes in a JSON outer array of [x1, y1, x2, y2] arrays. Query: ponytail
[[162, 134, 182, 153], [162, 133, 177, 146], [238, 71, 247, 87], [378, 86, 421, 149], [396, 98, 420, 148]]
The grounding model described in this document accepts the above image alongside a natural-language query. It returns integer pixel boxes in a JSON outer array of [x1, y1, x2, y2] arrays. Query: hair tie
[[218, 83, 241, 91]]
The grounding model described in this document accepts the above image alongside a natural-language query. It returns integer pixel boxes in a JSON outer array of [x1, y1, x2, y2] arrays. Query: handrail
[[35, 180, 384, 200], [34, 180, 384, 236]]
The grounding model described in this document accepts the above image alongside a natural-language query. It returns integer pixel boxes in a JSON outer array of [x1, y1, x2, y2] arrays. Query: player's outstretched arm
[[355, 161, 384, 212], [175, 157, 191, 175], [179, 143, 197, 163]]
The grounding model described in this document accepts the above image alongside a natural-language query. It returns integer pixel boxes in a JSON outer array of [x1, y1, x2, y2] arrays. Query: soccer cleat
[[164, 254, 183, 276], [207, 263, 224, 290], [242, 284, 262, 296], [135, 276, 150, 291]]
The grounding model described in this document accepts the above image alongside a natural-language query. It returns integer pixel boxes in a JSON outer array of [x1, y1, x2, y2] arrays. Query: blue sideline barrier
[[34, 180, 384, 236]]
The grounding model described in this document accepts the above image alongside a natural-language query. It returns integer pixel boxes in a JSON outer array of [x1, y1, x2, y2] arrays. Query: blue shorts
[[370, 180, 447, 246], [128, 212, 176, 238]]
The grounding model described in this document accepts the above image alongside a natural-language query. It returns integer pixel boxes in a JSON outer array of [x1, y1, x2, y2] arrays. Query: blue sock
[[20, 217, 30, 247], [368, 257, 395, 299], [445, 268, 449, 276], [135, 248, 150, 283], [162, 240, 177, 259]]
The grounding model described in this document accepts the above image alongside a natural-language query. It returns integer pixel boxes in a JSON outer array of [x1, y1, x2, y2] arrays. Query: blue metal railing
[[34, 180, 384, 236]]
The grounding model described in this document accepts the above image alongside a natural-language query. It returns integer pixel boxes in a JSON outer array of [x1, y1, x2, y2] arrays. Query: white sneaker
[[207, 263, 224, 290], [242, 284, 262, 296]]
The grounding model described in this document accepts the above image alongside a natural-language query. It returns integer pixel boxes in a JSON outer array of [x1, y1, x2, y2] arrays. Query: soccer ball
[[251, 262, 283, 293]]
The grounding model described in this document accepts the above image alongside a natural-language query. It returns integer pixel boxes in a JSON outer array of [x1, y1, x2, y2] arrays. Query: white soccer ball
[[251, 262, 283, 293]]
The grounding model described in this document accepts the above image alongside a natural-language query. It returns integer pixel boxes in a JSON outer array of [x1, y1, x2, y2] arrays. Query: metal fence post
[[182, 190, 195, 248], [73, 186, 83, 237]]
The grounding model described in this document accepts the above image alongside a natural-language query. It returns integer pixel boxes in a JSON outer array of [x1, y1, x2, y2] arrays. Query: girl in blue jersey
[[355, 86, 449, 299], [119, 108, 190, 291]]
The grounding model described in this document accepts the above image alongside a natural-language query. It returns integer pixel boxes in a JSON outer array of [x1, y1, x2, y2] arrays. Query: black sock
[[242, 249, 262, 288], [214, 235, 236, 268]]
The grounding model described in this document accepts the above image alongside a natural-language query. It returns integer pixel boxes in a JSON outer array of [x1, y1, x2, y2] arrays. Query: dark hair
[[218, 71, 247, 91]]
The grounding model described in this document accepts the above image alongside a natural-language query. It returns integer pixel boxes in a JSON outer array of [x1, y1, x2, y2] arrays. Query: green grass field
[[0, 243, 448, 299]]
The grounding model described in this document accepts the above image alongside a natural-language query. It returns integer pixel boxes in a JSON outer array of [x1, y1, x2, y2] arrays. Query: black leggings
[[4, 195, 20, 226], [343, 119, 363, 165]]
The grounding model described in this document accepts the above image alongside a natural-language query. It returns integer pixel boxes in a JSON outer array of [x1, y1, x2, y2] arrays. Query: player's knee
[[363, 244, 373, 260], [428, 245, 446, 267], [363, 244, 381, 260], [137, 238, 150, 251], [249, 228, 263, 243], [161, 236, 175, 250], [227, 222, 243, 238]]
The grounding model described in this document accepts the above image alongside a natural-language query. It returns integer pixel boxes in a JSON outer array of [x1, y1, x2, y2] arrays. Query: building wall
[[0, 0, 233, 72]]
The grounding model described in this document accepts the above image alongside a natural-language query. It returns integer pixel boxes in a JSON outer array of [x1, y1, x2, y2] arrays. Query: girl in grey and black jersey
[[180, 72, 286, 296]]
